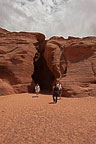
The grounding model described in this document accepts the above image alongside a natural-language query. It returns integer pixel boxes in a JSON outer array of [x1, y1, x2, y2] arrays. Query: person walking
[[35, 83, 40, 96], [58, 82, 62, 99], [52, 83, 59, 103]]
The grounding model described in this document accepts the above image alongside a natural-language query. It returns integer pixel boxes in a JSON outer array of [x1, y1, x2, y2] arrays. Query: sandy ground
[[0, 93, 96, 144]]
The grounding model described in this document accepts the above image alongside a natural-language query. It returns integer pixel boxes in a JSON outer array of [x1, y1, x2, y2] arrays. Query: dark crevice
[[90, 81, 96, 84], [60, 53, 68, 77], [32, 53, 55, 91], [91, 61, 96, 76]]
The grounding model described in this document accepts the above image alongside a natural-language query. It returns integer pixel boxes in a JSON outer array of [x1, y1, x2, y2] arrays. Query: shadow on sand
[[49, 102, 57, 104], [49, 97, 62, 104], [32, 95, 39, 98]]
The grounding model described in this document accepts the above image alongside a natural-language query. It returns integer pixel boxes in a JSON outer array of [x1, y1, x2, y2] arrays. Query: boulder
[[0, 79, 15, 96]]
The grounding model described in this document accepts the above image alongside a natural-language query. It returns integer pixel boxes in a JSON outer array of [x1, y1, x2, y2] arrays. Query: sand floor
[[0, 93, 96, 144]]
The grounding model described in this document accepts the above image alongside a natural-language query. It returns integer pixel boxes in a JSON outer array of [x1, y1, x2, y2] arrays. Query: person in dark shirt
[[52, 83, 59, 103]]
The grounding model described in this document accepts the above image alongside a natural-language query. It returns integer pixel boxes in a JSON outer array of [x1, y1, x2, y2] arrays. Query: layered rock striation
[[0, 28, 45, 95], [44, 36, 96, 97], [0, 28, 96, 97]]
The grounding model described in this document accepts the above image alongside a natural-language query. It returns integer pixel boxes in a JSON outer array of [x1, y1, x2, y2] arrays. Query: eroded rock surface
[[0, 28, 45, 95], [0, 28, 96, 97], [44, 36, 96, 97]]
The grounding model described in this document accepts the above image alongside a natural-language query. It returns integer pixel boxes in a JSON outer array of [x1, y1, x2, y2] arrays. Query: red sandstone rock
[[0, 28, 96, 97], [0, 28, 45, 95], [0, 79, 15, 96], [44, 36, 96, 97]]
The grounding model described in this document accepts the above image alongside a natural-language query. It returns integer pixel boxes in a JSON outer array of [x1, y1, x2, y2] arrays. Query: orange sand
[[0, 93, 96, 144]]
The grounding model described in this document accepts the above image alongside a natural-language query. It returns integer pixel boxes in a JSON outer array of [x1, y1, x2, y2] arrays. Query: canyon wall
[[0, 28, 96, 97], [44, 36, 96, 97], [0, 28, 45, 95]]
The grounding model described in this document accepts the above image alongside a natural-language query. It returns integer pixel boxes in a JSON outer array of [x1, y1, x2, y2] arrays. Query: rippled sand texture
[[0, 93, 96, 144]]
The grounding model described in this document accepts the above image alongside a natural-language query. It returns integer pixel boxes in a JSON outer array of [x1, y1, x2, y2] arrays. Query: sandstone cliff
[[0, 28, 45, 95], [44, 36, 96, 97], [0, 28, 96, 97]]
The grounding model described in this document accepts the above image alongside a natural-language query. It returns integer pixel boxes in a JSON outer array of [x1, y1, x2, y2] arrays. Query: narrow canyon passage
[[32, 54, 55, 91]]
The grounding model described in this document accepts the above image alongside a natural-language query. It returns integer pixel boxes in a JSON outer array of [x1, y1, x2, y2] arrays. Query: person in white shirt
[[35, 83, 40, 96], [57, 81, 62, 99]]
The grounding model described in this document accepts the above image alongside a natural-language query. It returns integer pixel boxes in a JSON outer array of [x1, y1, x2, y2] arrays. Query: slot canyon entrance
[[32, 53, 55, 92]]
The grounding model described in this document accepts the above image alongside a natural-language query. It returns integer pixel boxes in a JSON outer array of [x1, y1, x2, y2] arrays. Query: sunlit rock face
[[44, 36, 96, 97], [0, 28, 45, 95], [0, 28, 96, 97]]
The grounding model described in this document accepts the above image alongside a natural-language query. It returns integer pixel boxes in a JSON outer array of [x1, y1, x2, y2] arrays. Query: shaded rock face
[[32, 54, 55, 90], [44, 36, 96, 97]]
